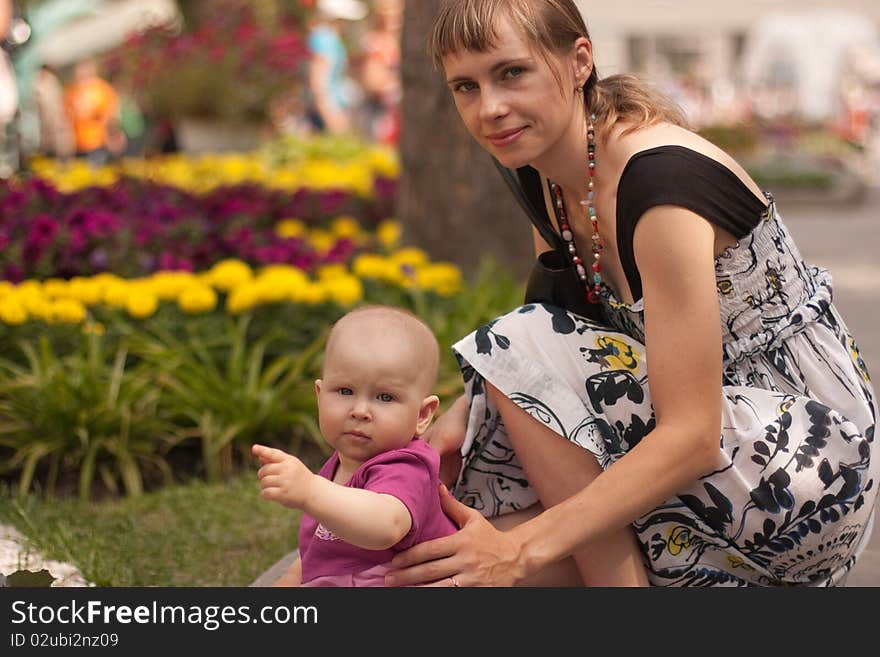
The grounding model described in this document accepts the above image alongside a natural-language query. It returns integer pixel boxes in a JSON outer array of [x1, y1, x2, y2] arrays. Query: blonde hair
[[428, 0, 688, 134], [325, 305, 440, 393]]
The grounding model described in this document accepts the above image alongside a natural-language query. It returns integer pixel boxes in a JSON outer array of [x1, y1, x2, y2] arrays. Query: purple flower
[[89, 248, 109, 269], [26, 215, 60, 247], [68, 227, 88, 253], [3, 263, 23, 282], [318, 190, 348, 215]]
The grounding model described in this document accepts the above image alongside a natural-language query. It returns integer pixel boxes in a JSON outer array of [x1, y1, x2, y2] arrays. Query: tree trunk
[[398, 0, 533, 280]]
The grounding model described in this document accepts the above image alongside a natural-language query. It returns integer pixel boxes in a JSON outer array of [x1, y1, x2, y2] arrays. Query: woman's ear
[[572, 37, 593, 88]]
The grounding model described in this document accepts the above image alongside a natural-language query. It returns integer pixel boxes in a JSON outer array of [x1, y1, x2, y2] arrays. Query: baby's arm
[[272, 556, 302, 587], [253, 444, 412, 550]]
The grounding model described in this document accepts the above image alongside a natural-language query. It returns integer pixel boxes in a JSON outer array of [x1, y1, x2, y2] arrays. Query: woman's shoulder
[[610, 123, 764, 201]]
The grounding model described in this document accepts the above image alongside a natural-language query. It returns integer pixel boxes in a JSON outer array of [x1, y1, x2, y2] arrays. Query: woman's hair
[[428, 0, 689, 134]]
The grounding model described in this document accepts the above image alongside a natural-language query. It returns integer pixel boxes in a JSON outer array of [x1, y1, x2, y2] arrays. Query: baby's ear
[[415, 395, 441, 436], [314, 379, 322, 395]]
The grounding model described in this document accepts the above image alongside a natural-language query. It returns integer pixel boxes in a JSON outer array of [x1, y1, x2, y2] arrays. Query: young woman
[[384, 0, 877, 587]]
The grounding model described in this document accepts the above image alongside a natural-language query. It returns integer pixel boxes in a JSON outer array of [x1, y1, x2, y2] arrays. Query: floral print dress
[[450, 195, 877, 586]]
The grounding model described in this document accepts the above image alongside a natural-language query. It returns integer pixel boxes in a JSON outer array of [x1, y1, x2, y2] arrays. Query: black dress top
[[615, 145, 769, 301]]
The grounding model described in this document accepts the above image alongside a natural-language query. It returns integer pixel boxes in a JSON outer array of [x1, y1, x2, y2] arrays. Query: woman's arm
[[513, 205, 723, 572], [253, 444, 412, 550], [513, 206, 722, 570], [388, 206, 724, 584]]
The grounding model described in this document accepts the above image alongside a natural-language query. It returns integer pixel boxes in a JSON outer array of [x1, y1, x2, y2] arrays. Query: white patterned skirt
[[450, 303, 877, 587]]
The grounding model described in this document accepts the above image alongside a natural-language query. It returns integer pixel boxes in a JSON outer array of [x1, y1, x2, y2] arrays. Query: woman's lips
[[487, 127, 526, 148]]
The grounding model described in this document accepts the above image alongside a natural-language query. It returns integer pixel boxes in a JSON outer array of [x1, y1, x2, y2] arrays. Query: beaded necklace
[[548, 113, 603, 304]]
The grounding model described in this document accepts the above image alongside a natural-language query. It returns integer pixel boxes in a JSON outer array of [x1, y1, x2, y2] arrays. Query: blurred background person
[[33, 64, 73, 159], [359, 0, 402, 146], [306, 0, 367, 135], [63, 58, 118, 167], [0, 0, 18, 177]]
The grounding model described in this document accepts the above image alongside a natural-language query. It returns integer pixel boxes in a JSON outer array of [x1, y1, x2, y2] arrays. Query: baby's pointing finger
[[252, 444, 289, 463]]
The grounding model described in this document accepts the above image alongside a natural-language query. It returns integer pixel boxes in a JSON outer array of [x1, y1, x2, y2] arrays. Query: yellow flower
[[331, 215, 361, 238], [103, 280, 131, 308], [151, 271, 198, 300], [15, 280, 42, 297], [309, 229, 336, 254], [415, 263, 463, 296], [666, 526, 693, 556], [391, 247, 429, 269], [252, 266, 310, 304], [376, 219, 402, 249], [595, 335, 641, 371], [317, 264, 349, 280], [290, 281, 328, 306], [226, 283, 259, 314], [177, 284, 218, 314], [50, 298, 87, 324], [322, 275, 363, 307], [275, 218, 307, 239], [126, 291, 159, 319], [206, 259, 254, 292], [22, 294, 53, 321], [42, 278, 69, 298], [352, 254, 403, 283], [0, 281, 13, 297], [367, 147, 400, 179], [847, 335, 871, 383], [726, 555, 754, 571], [67, 277, 103, 306], [0, 297, 28, 325], [82, 321, 105, 336]]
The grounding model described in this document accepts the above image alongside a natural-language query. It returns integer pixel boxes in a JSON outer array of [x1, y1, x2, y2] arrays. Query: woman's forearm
[[304, 476, 412, 550], [513, 422, 719, 577]]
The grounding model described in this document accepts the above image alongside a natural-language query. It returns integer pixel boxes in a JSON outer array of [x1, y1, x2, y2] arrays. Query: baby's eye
[[377, 393, 395, 402], [338, 388, 353, 396]]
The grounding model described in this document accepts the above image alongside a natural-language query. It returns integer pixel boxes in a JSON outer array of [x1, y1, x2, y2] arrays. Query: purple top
[[299, 437, 458, 584]]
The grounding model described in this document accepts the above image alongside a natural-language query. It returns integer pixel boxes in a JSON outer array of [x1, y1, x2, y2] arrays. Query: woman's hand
[[385, 484, 527, 587], [422, 395, 468, 487], [252, 444, 315, 509]]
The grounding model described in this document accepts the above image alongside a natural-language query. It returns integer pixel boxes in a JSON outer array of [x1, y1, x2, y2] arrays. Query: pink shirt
[[299, 438, 458, 586]]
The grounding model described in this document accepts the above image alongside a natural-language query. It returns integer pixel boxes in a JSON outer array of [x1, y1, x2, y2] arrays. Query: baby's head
[[315, 306, 441, 463]]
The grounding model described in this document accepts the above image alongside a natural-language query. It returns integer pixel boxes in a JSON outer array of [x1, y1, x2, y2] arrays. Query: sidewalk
[[784, 186, 880, 587]]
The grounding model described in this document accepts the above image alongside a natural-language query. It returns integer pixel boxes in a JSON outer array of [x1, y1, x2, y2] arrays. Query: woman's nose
[[479, 87, 509, 123]]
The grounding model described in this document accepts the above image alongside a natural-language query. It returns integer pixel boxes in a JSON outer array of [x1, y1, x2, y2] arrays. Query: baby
[[253, 305, 458, 586]]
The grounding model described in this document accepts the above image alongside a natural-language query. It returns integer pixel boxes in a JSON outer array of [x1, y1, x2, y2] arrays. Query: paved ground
[[781, 188, 880, 586]]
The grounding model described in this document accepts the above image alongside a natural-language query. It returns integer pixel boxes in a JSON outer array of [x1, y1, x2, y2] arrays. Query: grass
[[0, 470, 301, 586]]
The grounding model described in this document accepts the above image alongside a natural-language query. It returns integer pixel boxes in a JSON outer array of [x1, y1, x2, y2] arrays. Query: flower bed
[[4, 146, 398, 282], [0, 146, 522, 500]]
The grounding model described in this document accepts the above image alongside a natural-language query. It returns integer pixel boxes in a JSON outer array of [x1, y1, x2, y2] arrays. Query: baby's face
[[315, 335, 430, 467]]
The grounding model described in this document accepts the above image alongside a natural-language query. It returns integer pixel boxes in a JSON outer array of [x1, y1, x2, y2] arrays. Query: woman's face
[[441, 14, 581, 170]]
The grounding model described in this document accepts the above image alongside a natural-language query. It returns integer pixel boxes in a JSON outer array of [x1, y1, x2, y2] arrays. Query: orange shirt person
[[63, 60, 118, 165]]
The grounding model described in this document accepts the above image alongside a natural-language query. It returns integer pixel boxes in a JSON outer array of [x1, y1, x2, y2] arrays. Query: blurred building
[[579, 0, 880, 125]]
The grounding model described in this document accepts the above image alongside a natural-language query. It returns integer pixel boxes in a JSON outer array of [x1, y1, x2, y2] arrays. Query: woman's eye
[[377, 393, 394, 402], [504, 66, 525, 79], [453, 81, 477, 93]]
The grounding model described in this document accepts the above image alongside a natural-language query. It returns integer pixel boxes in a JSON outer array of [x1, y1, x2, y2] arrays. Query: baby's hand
[[252, 444, 314, 509]]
